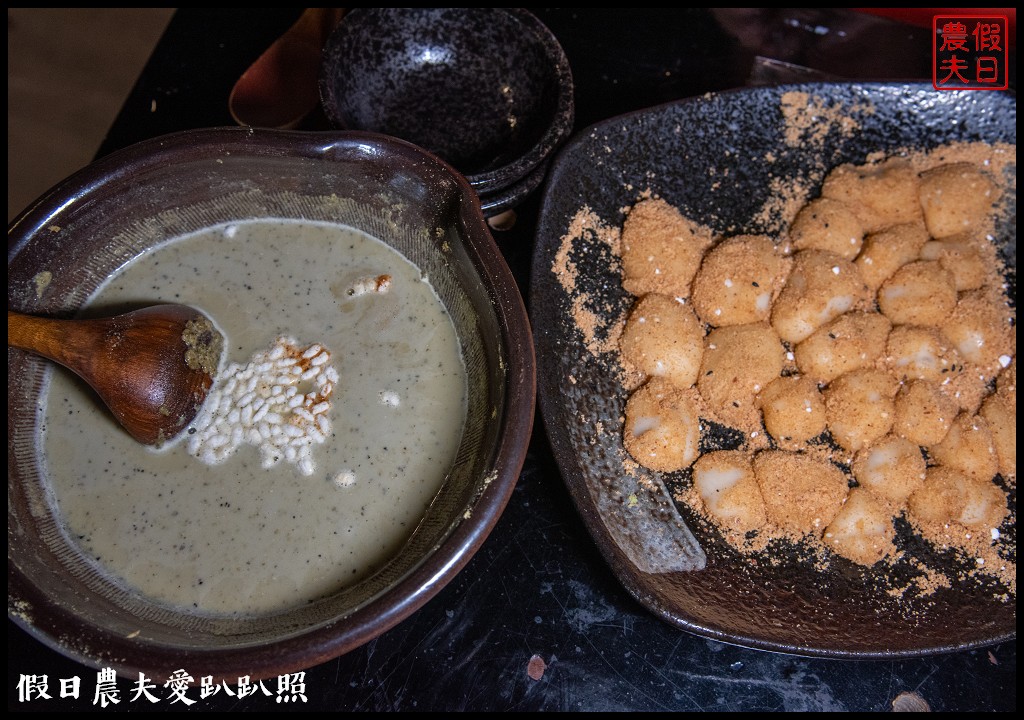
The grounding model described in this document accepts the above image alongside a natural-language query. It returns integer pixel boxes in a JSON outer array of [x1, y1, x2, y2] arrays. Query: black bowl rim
[[478, 157, 551, 217]]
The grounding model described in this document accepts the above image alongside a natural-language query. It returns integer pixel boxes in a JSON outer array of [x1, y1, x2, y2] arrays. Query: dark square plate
[[530, 83, 1016, 658]]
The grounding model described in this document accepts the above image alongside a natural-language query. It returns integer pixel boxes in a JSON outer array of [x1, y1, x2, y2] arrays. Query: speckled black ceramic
[[319, 8, 574, 197], [8, 129, 536, 683], [530, 83, 1016, 658], [478, 158, 551, 217]]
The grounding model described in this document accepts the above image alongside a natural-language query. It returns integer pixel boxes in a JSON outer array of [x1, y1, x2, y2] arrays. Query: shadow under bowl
[[8, 128, 536, 683], [319, 7, 574, 195]]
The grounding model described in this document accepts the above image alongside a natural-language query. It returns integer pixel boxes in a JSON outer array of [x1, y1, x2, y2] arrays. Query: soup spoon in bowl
[[7, 304, 224, 446]]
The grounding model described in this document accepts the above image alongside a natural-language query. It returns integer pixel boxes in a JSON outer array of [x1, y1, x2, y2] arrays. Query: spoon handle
[[8, 310, 110, 379], [9, 306, 221, 446]]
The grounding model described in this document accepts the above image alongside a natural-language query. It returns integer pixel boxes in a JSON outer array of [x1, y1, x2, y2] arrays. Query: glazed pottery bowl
[[8, 129, 536, 682], [319, 8, 574, 203]]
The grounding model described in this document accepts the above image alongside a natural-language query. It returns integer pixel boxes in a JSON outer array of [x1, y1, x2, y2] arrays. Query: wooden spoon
[[228, 7, 347, 129], [8, 305, 224, 446]]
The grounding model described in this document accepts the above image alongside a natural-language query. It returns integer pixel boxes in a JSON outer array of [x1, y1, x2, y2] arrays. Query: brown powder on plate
[[780, 90, 868, 149], [751, 174, 817, 236], [552, 206, 626, 359]]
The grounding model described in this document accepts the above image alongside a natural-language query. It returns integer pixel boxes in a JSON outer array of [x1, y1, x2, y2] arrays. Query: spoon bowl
[[7, 304, 223, 445]]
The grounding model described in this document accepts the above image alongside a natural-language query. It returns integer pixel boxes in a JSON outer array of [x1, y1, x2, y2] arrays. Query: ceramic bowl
[[8, 129, 536, 682], [318, 8, 574, 202]]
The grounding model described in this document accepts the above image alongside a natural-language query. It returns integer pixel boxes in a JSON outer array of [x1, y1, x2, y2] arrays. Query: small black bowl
[[319, 8, 574, 197]]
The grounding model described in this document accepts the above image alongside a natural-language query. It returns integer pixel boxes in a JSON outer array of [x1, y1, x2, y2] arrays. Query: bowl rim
[[478, 157, 552, 217], [8, 126, 537, 682], [317, 7, 575, 195]]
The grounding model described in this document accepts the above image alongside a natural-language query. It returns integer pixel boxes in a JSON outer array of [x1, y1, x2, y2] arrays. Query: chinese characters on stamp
[[933, 15, 1009, 90]]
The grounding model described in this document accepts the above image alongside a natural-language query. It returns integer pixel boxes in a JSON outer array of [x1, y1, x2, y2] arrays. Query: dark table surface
[[9, 8, 1016, 712]]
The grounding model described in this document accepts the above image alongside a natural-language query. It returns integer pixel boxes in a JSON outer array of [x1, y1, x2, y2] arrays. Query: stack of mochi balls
[[615, 152, 1015, 568]]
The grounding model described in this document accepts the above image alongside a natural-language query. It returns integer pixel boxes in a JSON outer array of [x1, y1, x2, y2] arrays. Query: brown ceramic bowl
[[8, 129, 535, 682]]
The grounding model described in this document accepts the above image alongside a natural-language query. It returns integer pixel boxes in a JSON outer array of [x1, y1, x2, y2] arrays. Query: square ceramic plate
[[530, 83, 1016, 658]]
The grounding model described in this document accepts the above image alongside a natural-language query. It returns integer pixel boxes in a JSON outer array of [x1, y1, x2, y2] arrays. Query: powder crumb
[[181, 314, 224, 377], [779, 90, 868, 149], [527, 654, 547, 681], [552, 206, 628, 360]]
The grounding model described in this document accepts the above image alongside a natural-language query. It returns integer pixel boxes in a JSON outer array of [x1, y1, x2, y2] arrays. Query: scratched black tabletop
[[8, 9, 1016, 712]]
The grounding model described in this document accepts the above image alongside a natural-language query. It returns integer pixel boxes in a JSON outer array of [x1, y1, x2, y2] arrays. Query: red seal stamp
[[933, 15, 1009, 90]]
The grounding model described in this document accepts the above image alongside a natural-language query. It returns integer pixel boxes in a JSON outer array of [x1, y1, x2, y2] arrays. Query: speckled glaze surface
[[8, 129, 536, 682], [479, 158, 551, 217], [319, 8, 574, 196], [530, 83, 1016, 658]]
